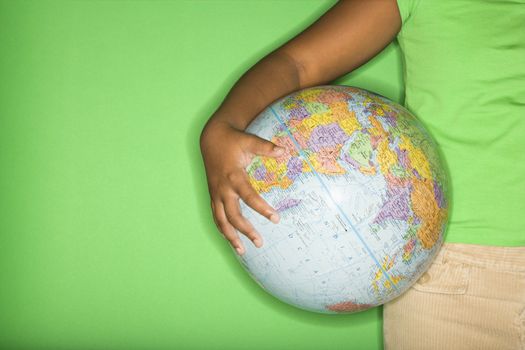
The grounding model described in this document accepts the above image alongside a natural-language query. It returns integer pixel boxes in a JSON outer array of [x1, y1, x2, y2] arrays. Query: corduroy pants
[[383, 242, 525, 350]]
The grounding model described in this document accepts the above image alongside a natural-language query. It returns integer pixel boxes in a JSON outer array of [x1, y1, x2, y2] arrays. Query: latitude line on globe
[[269, 106, 399, 293]]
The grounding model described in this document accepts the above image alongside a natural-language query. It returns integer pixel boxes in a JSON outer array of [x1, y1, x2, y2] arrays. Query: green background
[[0, 1, 404, 349]]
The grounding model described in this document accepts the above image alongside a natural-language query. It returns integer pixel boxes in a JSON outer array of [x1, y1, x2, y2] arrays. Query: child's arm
[[200, 0, 402, 255]]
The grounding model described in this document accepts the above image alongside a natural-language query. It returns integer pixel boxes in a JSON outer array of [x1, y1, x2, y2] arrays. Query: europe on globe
[[236, 85, 450, 314]]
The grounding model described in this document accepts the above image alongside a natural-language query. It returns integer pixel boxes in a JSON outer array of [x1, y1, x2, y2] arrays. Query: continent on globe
[[237, 85, 449, 314]]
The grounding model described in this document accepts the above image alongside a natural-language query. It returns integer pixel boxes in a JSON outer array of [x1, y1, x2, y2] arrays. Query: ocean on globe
[[236, 85, 450, 314]]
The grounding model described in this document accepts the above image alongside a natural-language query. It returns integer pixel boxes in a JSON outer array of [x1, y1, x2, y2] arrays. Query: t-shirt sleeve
[[396, 0, 420, 25]]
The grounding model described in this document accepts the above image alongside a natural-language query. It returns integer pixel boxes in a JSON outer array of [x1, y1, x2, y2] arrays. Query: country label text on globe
[[237, 85, 449, 314]]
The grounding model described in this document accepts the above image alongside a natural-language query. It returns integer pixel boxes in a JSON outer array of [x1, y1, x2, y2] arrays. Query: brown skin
[[200, 0, 402, 255]]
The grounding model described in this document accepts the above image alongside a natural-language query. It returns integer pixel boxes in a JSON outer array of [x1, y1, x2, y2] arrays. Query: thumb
[[245, 134, 286, 158]]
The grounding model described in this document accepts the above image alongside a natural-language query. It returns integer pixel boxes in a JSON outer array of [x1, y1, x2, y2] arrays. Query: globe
[[236, 85, 450, 314]]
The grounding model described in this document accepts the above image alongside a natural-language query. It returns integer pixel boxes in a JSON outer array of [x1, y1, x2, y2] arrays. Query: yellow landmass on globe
[[410, 176, 447, 249], [372, 255, 403, 293], [399, 135, 432, 180], [376, 138, 399, 175], [294, 88, 324, 102]]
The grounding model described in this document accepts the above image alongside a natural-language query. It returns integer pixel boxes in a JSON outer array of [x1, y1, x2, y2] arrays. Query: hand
[[200, 118, 284, 255]]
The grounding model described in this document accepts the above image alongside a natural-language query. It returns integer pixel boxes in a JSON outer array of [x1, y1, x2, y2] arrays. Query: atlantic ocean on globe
[[236, 85, 450, 314]]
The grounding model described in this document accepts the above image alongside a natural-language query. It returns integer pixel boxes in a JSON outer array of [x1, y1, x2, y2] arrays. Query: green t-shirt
[[395, 0, 525, 246]]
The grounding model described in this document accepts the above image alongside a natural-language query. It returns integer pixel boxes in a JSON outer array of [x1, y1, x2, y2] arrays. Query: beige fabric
[[383, 242, 525, 350]]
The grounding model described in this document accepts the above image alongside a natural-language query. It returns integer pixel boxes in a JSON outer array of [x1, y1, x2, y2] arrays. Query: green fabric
[[395, 0, 525, 246]]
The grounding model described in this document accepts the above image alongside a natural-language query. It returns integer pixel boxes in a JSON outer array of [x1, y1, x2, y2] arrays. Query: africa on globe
[[236, 85, 449, 314]]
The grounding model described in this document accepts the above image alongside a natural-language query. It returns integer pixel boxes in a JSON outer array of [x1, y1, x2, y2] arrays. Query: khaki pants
[[383, 242, 525, 350]]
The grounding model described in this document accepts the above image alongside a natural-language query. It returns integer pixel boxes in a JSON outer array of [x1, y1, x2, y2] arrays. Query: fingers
[[223, 195, 263, 248], [207, 134, 286, 256], [234, 176, 280, 224], [211, 182, 276, 256], [246, 134, 286, 158], [212, 200, 246, 255]]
